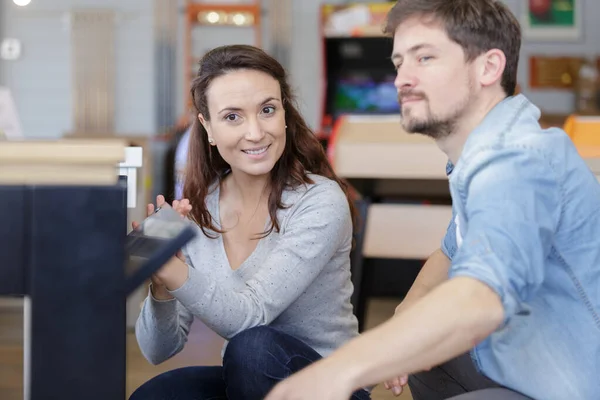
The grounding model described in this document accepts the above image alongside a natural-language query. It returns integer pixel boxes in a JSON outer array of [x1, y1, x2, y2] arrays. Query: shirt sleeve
[[169, 179, 352, 340], [134, 285, 195, 365], [440, 211, 457, 260], [448, 146, 560, 325]]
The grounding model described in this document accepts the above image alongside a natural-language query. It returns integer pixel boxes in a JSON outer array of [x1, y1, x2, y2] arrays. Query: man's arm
[[394, 248, 450, 315], [339, 277, 503, 390], [265, 276, 504, 400], [265, 147, 560, 400], [385, 248, 451, 395]]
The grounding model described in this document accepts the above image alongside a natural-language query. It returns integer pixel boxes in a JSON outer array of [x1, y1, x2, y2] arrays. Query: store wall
[[0, 1, 5, 86], [1, 0, 155, 138], [281, 0, 600, 125], [176, 0, 600, 129], [3, 0, 600, 139], [503, 0, 600, 114], [172, 0, 357, 132]]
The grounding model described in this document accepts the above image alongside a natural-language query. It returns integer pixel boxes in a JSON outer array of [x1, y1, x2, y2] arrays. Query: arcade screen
[[333, 74, 400, 115]]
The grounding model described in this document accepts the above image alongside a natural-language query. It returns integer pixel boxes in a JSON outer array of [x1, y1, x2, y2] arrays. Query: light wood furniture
[[0, 139, 128, 400], [331, 113, 600, 329], [329, 115, 451, 329]]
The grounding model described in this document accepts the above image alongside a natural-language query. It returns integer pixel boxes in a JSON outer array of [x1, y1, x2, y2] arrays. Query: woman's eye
[[419, 56, 433, 63], [225, 114, 239, 122], [262, 106, 275, 115]]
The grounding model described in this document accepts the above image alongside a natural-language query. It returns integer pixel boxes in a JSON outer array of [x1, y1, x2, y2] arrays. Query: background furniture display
[[0, 140, 128, 400], [318, 3, 454, 329], [0, 139, 194, 399], [318, 2, 396, 145], [329, 115, 452, 330]]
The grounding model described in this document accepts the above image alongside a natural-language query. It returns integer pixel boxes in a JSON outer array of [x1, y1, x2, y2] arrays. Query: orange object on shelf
[[563, 115, 600, 158]]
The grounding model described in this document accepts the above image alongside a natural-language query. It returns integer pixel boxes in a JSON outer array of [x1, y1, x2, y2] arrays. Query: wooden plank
[[0, 140, 126, 185], [363, 203, 452, 259]]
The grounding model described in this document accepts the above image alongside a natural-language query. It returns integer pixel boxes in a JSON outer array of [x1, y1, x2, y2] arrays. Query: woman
[[129, 44, 370, 400]]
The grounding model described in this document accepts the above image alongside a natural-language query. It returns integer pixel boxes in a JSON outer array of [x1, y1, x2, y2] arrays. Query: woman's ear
[[198, 113, 215, 145], [198, 113, 207, 129]]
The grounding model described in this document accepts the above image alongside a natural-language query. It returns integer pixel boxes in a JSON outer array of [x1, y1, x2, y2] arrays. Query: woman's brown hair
[[184, 44, 357, 238]]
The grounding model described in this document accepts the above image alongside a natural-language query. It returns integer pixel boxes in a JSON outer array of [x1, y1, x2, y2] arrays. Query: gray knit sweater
[[135, 174, 360, 365]]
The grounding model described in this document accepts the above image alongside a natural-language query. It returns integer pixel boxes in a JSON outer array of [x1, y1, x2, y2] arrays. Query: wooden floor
[[0, 298, 411, 400]]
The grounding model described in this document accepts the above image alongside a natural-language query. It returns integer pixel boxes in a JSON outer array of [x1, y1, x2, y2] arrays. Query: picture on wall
[[523, 0, 582, 40]]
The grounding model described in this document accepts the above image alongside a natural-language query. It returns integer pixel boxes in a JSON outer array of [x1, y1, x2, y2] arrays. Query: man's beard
[[402, 111, 455, 140], [398, 89, 469, 140]]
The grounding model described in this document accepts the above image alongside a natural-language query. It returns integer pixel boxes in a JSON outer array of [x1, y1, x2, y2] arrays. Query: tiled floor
[[0, 298, 411, 400]]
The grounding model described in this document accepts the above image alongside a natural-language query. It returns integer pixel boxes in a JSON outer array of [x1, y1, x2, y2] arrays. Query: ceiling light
[[205, 11, 220, 24]]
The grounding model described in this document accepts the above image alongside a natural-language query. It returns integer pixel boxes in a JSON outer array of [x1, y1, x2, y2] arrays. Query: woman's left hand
[[166, 196, 193, 263], [144, 195, 193, 292]]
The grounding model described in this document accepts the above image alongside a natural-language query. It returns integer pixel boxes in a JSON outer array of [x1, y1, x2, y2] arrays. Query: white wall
[[1, 0, 155, 138], [503, 0, 600, 114], [2, 0, 599, 139], [283, 0, 600, 124]]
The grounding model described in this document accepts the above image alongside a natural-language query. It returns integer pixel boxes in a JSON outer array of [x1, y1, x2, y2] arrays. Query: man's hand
[[381, 248, 450, 395], [265, 360, 355, 400], [383, 374, 408, 396]]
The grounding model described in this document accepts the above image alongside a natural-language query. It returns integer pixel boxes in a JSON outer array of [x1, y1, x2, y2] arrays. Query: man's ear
[[478, 49, 506, 89]]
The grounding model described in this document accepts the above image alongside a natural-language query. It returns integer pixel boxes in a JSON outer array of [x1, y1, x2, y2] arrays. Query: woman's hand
[[131, 195, 193, 300], [170, 197, 192, 262]]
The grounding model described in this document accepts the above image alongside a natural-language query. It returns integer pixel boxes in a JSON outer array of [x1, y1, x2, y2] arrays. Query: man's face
[[392, 17, 477, 140]]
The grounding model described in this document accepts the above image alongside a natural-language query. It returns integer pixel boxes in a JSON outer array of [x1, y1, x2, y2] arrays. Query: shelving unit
[[183, 1, 262, 110]]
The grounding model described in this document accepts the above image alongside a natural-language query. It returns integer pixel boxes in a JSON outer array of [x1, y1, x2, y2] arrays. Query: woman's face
[[199, 69, 286, 178]]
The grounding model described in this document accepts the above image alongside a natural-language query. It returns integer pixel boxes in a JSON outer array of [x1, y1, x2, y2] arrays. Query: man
[[265, 1, 600, 399]]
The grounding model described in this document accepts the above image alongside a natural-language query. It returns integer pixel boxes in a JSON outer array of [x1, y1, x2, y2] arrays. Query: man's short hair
[[385, 0, 521, 96]]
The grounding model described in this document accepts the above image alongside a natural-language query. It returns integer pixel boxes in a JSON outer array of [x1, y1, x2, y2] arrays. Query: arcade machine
[[318, 2, 399, 148], [319, 3, 452, 330]]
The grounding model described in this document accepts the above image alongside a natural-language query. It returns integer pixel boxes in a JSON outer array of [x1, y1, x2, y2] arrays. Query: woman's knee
[[224, 326, 282, 368], [129, 370, 175, 400], [223, 327, 327, 399], [128, 366, 225, 400]]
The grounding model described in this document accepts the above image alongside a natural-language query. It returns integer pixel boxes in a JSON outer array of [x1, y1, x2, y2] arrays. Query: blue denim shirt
[[441, 95, 600, 400]]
